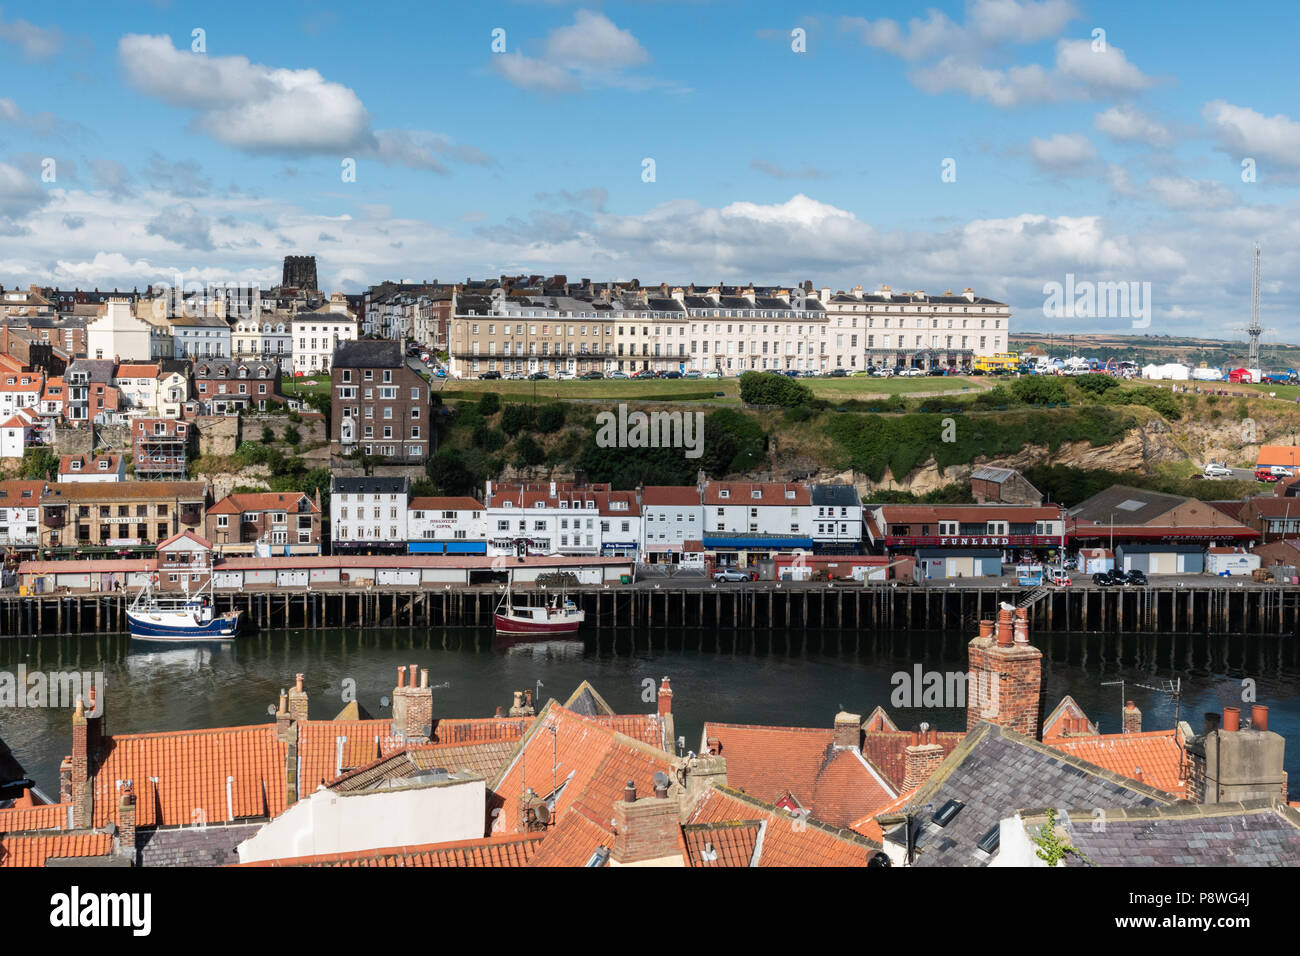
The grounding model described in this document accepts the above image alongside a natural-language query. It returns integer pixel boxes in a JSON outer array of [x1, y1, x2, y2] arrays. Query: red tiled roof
[[241, 834, 544, 868], [0, 479, 47, 502], [208, 492, 320, 516], [703, 481, 810, 506], [585, 714, 667, 749], [1043, 730, 1189, 799], [408, 497, 484, 511], [157, 529, 212, 551], [682, 821, 762, 866], [525, 802, 617, 867], [58, 454, 121, 475], [850, 787, 917, 842], [115, 364, 159, 377], [91, 725, 288, 828], [688, 786, 880, 867], [702, 722, 897, 827], [0, 801, 72, 833], [0, 830, 113, 867], [490, 704, 675, 836], [861, 729, 965, 792], [641, 485, 700, 507]]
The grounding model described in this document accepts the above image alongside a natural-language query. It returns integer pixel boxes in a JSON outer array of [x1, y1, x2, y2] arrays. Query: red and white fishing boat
[[493, 583, 584, 636]]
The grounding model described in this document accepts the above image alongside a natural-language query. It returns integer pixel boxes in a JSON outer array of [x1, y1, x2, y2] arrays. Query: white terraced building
[[447, 283, 1010, 378]]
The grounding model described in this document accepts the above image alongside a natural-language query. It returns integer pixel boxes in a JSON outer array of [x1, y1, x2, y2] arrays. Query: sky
[[0, 0, 1296, 340]]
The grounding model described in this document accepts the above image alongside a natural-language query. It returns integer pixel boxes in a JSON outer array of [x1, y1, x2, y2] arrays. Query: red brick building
[[205, 491, 322, 556]]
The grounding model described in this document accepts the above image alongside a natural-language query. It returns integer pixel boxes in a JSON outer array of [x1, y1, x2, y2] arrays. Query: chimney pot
[[623, 780, 636, 803], [294, 673, 303, 693], [1223, 706, 1240, 732], [979, 619, 995, 639], [1204, 712, 1221, 734], [1251, 705, 1269, 732], [398, 666, 407, 689]]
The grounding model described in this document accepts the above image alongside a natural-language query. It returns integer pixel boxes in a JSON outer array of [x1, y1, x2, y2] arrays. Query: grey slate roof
[[1026, 800, 1300, 867], [1067, 485, 1185, 526], [332, 339, 402, 369], [332, 476, 409, 495], [881, 723, 1175, 867], [810, 484, 861, 507]]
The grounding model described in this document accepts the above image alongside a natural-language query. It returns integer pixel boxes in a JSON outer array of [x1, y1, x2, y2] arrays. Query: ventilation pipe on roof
[[226, 775, 234, 823]]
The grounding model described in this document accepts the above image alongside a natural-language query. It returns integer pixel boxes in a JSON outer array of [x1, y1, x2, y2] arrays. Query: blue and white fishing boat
[[127, 577, 242, 642]]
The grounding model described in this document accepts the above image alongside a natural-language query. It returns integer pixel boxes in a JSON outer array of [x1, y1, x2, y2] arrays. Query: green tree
[[283, 425, 301, 446], [472, 424, 506, 451], [20, 446, 58, 480], [536, 403, 566, 433], [513, 435, 545, 468], [500, 404, 536, 434], [261, 425, 275, 444], [739, 371, 813, 407], [425, 450, 478, 496], [478, 392, 501, 416]]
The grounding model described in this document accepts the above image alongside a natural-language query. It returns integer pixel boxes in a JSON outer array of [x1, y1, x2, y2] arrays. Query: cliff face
[[784, 420, 1187, 497]]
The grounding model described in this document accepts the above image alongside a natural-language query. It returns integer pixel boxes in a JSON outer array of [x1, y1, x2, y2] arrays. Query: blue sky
[[0, 0, 1297, 339]]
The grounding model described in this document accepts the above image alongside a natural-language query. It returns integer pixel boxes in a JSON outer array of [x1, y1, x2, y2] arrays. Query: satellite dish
[[535, 804, 551, 825], [653, 770, 670, 789]]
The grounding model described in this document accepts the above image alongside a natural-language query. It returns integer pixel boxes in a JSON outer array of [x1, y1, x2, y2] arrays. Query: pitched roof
[[881, 723, 1177, 867], [488, 702, 676, 836], [328, 740, 522, 792], [688, 786, 882, 867], [861, 728, 965, 792], [0, 801, 72, 833], [241, 833, 544, 868], [407, 496, 484, 511], [1021, 800, 1300, 866], [208, 492, 320, 515], [701, 722, 897, 827], [682, 821, 763, 866], [640, 485, 701, 507], [91, 724, 288, 828], [0, 830, 114, 867], [703, 481, 810, 506], [1043, 729, 1190, 799]]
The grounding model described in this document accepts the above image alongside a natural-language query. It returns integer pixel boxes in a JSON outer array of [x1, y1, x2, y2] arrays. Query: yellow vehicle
[[973, 353, 1020, 374]]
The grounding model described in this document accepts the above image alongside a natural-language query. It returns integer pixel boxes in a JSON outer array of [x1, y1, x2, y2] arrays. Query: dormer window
[[785, 490, 795, 500], [70, 460, 81, 471], [719, 490, 730, 499], [751, 489, 762, 499]]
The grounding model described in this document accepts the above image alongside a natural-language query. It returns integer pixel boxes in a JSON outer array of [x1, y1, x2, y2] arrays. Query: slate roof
[[1067, 485, 1184, 525], [810, 484, 861, 507], [333, 339, 402, 368], [1022, 800, 1300, 867], [881, 722, 1177, 867], [331, 475, 408, 495]]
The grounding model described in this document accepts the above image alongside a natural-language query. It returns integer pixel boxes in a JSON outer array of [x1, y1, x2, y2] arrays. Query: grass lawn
[[282, 377, 332, 400], [439, 374, 985, 404], [1235, 382, 1300, 401]]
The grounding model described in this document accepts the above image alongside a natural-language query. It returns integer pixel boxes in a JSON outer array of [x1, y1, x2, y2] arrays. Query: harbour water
[[2, 626, 1298, 800]]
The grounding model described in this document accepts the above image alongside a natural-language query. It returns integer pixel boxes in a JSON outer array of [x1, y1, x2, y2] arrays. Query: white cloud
[[1093, 104, 1174, 147], [969, 0, 1076, 43], [912, 58, 1059, 108], [0, 13, 63, 61], [1145, 176, 1238, 210], [0, 161, 46, 219], [1202, 100, 1300, 169], [1053, 39, 1152, 95], [117, 35, 489, 169], [840, 10, 960, 62], [1029, 133, 1098, 172], [492, 10, 658, 93]]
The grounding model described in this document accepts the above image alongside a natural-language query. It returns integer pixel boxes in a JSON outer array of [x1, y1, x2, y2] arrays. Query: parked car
[[478, 371, 501, 380], [1049, 569, 1072, 587], [683, 370, 702, 379], [581, 371, 604, 380], [665, 371, 682, 379], [529, 372, 549, 380], [609, 371, 629, 379], [703, 370, 723, 379], [901, 367, 925, 377], [712, 569, 752, 583], [829, 368, 848, 377], [1092, 572, 1114, 587], [1105, 567, 1127, 585], [1203, 463, 1234, 479], [1124, 569, 1148, 586]]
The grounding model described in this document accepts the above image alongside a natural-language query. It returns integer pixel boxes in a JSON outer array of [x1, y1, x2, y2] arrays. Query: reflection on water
[[2, 627, 1298, 800]]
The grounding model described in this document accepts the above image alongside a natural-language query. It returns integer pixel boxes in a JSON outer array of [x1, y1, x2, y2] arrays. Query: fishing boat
[[127, 577, 243, 642], [493, 581, 584, 636]]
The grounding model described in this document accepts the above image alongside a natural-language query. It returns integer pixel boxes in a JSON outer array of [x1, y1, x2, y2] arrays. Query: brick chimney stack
[[118, 782, 136, 856], [833, 711, 862, 750], [611, 787, 682, 865], [71, 697, 93, 829], [287, 673, 308, 722], [1123, 701, 1142, 734], [657, 677, 676, 754], [392, 665, 433, 743], [967, 605, 1044, 738], [276, 689, 293, 742], [902, 724, 946, 791]]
